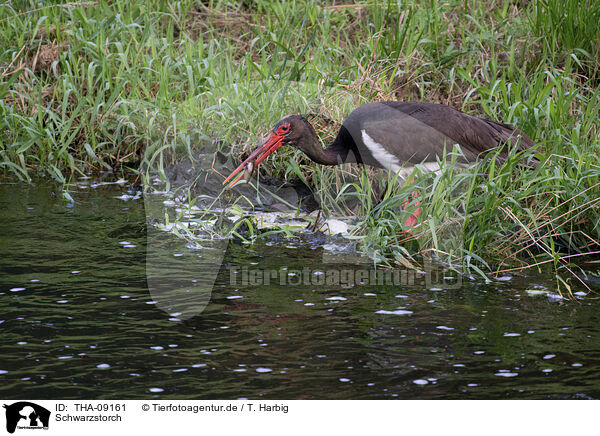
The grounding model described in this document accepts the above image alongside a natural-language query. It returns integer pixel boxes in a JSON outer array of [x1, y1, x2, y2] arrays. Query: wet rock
[[160, 147, 318, 212]]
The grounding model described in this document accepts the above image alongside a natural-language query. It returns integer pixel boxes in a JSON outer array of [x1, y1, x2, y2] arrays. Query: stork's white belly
[[360, 130, 447, 180], [361, 130, 402, 173]]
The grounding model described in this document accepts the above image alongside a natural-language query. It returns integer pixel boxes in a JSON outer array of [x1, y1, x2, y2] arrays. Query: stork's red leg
[[403, 178, 420, 228]]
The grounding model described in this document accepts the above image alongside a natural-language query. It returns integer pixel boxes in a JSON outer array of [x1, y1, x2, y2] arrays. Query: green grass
[[1, 0, 599, 293]]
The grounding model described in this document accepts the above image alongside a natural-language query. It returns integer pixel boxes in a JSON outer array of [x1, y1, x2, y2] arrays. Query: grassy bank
[[1, 1, 599, 292]]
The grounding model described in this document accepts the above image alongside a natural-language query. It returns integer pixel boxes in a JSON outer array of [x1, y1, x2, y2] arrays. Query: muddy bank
[[161, 148, 320, 212]]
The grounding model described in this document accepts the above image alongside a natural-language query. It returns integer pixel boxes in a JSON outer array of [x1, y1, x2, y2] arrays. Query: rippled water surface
[[1, 179, 599, 399]]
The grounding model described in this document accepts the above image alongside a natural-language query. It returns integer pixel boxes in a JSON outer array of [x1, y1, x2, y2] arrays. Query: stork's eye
[[277, 124, 290, 135]]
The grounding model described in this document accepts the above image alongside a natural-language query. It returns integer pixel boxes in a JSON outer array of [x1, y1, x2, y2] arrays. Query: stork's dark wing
[[341, 101, 534, 166]]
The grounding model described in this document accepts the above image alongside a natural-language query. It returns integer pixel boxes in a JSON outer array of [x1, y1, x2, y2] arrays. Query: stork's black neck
[[300, 125, 362, 166]]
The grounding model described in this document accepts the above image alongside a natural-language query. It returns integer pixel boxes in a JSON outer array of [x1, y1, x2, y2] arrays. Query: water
[[1, 179, 599, 399]]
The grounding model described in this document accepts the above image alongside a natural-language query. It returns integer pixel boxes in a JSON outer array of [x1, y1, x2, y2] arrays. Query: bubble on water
[[376, 310, 413, 316], [495, 371, 518, 377]]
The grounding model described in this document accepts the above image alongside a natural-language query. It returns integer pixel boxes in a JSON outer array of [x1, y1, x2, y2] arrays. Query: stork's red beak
[[223, 131, 285, 189]]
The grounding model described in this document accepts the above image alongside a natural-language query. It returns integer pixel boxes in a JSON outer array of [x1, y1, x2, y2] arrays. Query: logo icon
[[3, 402, 50, 434]]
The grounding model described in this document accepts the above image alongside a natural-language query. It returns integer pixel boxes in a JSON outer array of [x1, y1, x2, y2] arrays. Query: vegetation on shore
[[1, 1, 599, 293]]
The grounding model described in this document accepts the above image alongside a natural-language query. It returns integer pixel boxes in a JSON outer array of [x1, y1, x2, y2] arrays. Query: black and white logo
[[3, 402, 50, 434]]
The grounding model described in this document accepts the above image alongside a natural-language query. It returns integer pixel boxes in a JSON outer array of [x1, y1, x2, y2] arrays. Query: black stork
[[223, 101, 535, 226]]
